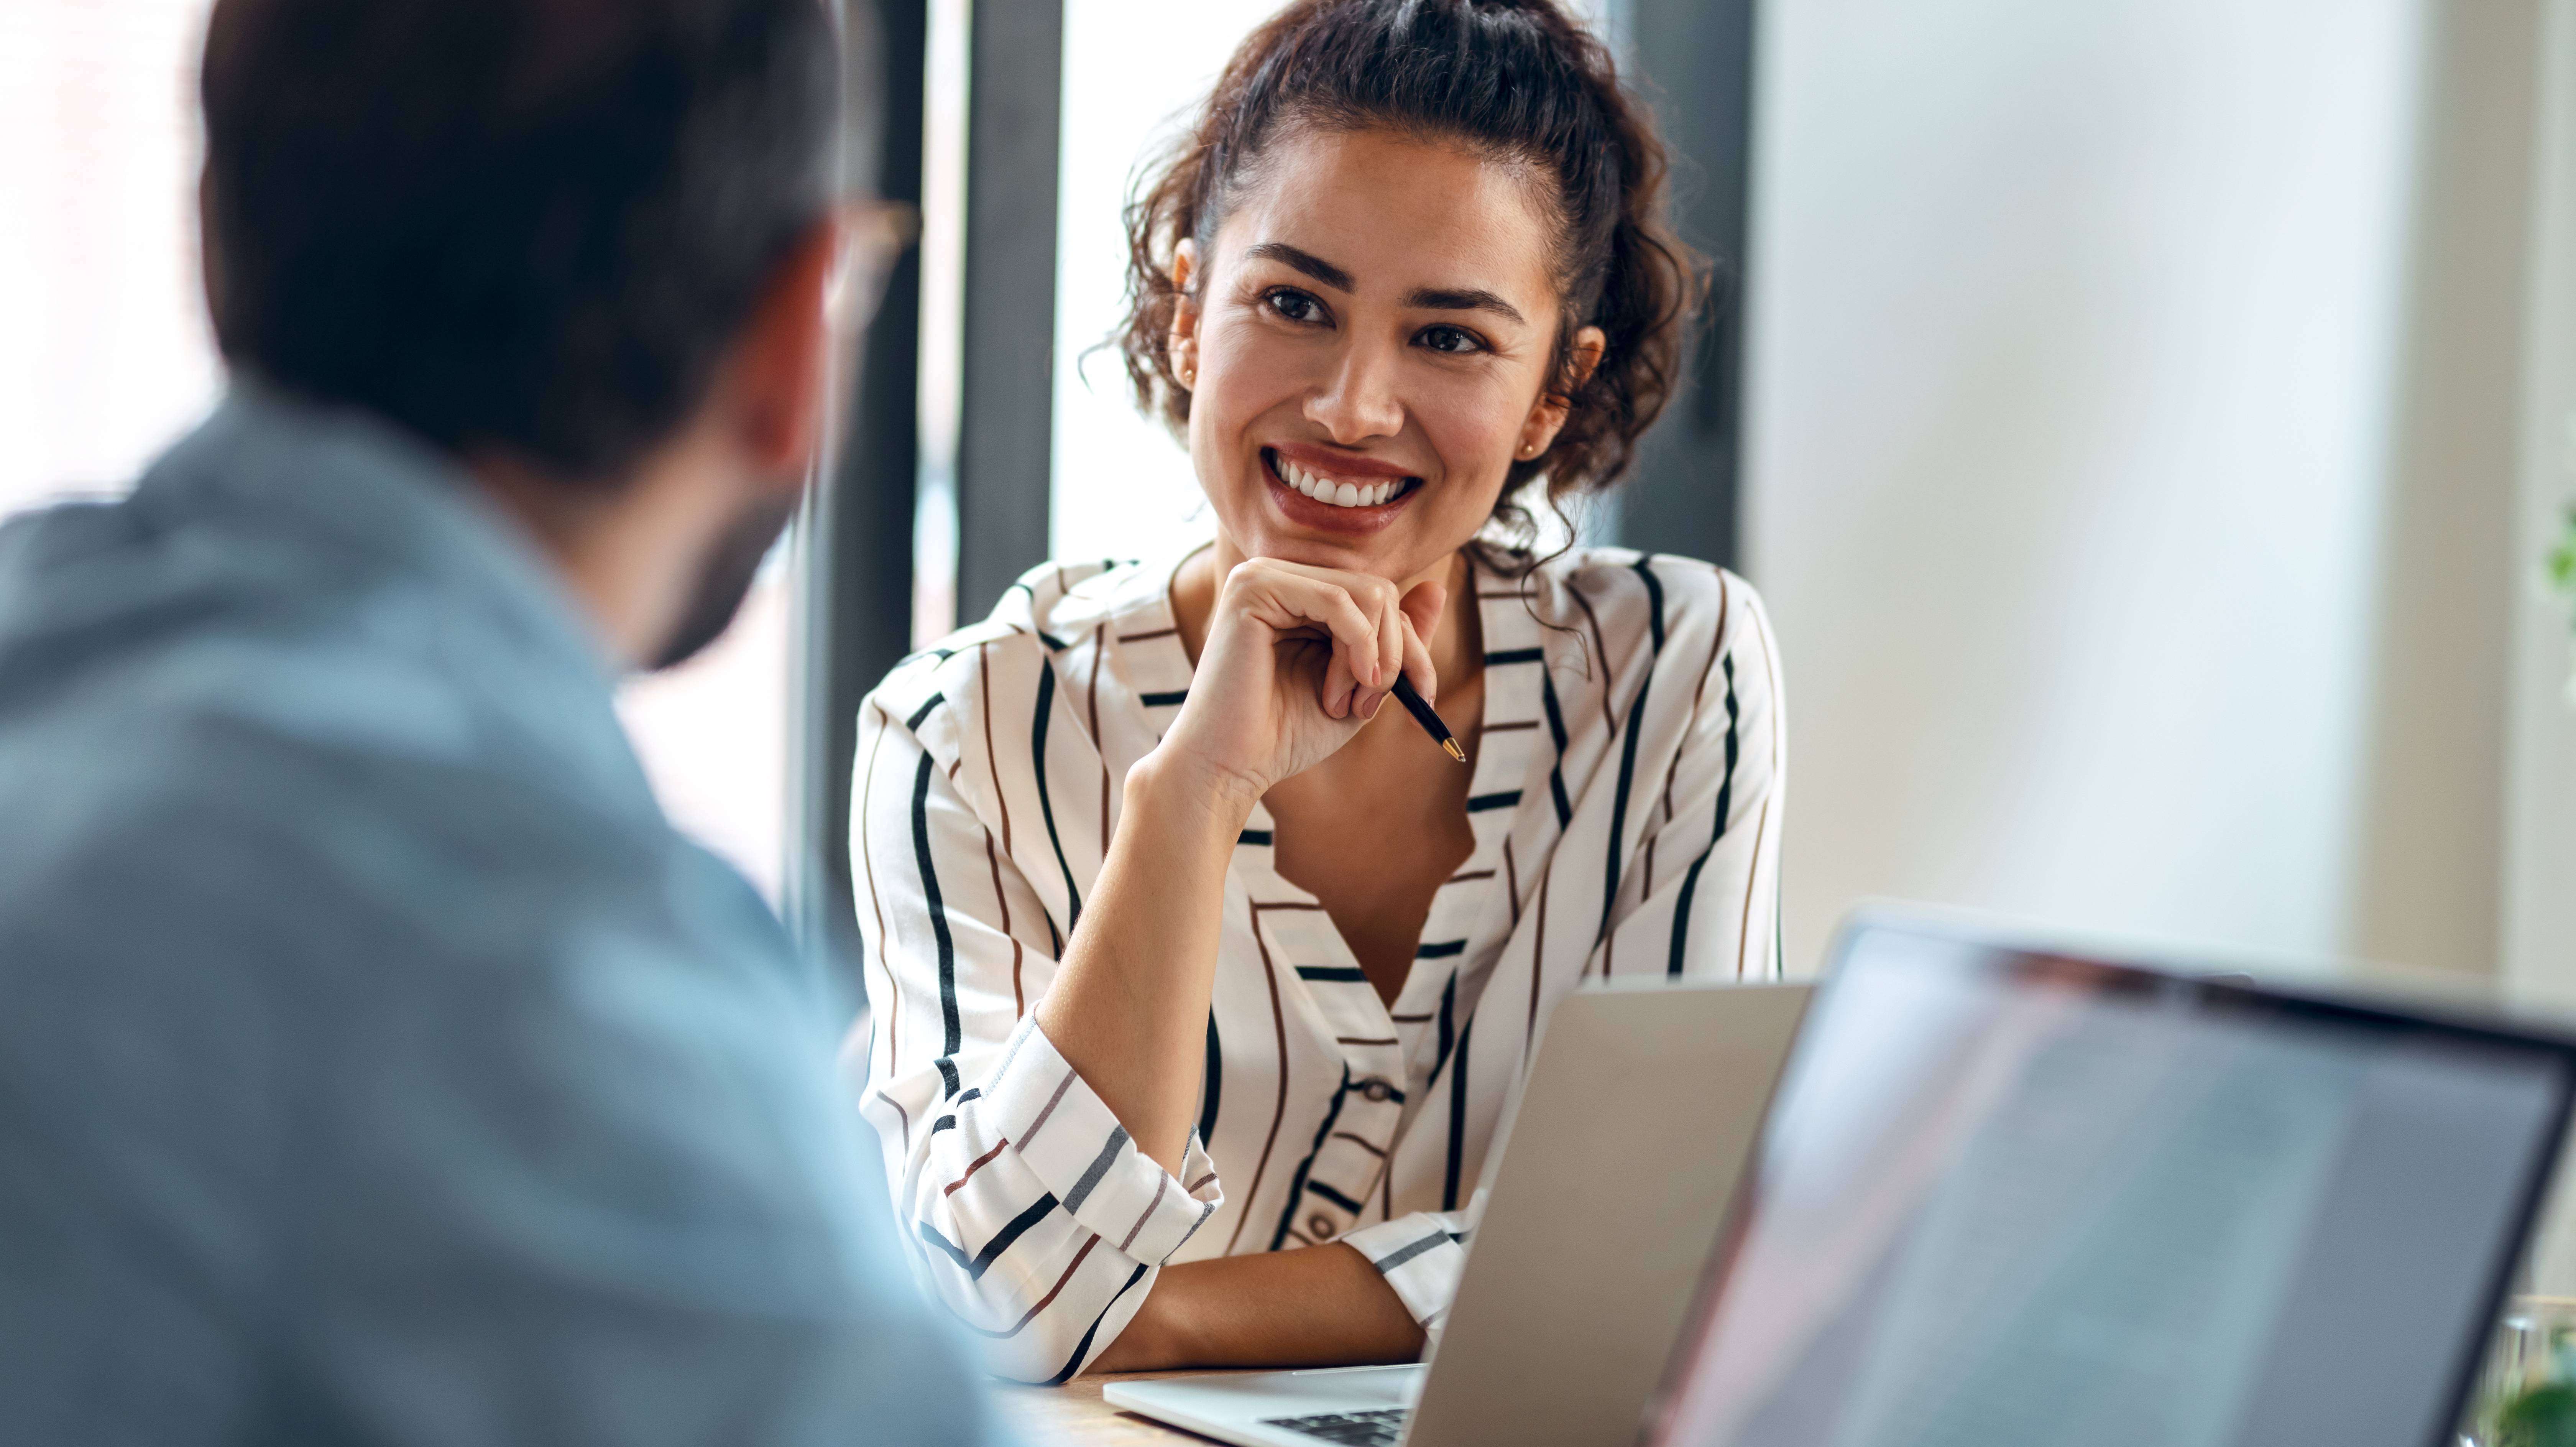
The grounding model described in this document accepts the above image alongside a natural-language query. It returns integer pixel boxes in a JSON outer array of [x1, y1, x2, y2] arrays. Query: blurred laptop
[[1644, 910, 2576, 1447], [1106, 979, 1813, 1447]]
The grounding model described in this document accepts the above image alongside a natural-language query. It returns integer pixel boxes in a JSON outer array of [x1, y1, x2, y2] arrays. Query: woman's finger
[[1319, 641, 1357, 719], [1396, 600, 1438, 710], [1245, 569, 1381, 714], [1298, 579, 1383, 701], [1240, 560, 1407, 691], [1373, 588, 1404, 711]]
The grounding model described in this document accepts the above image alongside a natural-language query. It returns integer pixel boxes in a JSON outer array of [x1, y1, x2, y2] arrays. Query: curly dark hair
[[1116, 0, 1707, 545]]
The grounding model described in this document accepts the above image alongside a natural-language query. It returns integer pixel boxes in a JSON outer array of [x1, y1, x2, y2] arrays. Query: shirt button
[[1309, 1213, 1338, 1240], [1359, 1079, 1394, 1103]]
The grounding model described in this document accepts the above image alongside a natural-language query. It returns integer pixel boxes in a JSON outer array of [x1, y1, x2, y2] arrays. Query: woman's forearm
[[1032, 750, 1256, 1174], [1089, 1246, 1426, 1373]]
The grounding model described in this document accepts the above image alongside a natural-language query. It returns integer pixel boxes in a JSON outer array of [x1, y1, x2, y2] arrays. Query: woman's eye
[[1418, 324, 1485, 355], [1266, 289, 1325, 323]]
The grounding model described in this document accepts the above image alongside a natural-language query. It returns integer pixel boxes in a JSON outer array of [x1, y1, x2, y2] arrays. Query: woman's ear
[[1516, 324, 1607, 459], [1167, 239, 1201, 390]]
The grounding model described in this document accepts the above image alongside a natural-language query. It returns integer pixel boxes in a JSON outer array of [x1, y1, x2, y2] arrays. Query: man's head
[[200, 0, 857, 668]]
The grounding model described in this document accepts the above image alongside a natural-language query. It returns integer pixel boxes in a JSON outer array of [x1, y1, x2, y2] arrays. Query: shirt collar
[[143, 379, 622, 694]]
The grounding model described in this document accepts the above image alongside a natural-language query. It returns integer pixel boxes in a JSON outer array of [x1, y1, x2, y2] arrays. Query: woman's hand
[[1156, 558, 1447, 809], [1030, 560, 1442, 1177]]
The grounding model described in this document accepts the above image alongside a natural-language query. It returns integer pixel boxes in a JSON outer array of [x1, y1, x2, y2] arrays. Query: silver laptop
[[1106, 978, 1814, 1447], [1643, 911, 2576, 1447]]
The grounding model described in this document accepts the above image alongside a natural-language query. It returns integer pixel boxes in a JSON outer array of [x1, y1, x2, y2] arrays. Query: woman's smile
[[1260, 443, 1422, 534]]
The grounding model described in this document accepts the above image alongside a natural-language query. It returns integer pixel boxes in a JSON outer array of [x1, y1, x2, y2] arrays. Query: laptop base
[[1106, 1365, 1421, 1447]]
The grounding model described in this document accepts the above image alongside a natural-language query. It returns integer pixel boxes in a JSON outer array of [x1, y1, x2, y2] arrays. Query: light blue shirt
[[0, 387, 997, 1446]]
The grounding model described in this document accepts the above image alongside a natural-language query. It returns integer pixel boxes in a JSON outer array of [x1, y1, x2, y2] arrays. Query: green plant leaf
[[2499, 1383, 2576, 1447]]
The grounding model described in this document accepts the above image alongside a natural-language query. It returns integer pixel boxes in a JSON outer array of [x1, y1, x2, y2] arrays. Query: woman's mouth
[[1262, 447, 1419, 511]]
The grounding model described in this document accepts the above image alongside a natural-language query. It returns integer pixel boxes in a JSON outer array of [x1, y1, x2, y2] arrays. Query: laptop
[[1106, 978, 1814, 1447], [1643, 911, 2576, 1447]]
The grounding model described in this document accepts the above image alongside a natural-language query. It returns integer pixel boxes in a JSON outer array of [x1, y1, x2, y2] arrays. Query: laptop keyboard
[[1260, 1407, 1410, 1445]]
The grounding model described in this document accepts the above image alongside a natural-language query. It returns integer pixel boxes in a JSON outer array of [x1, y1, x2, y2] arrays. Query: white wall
[[2507, 1, 2576, 997], [1743, 0, 2459, 974]]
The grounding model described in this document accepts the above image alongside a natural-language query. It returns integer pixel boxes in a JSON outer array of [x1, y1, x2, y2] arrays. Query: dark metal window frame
[[1608, 0, 1757, 571]]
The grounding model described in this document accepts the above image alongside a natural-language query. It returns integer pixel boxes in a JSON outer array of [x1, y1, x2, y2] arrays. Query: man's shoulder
[[0, 608, 678, 992]]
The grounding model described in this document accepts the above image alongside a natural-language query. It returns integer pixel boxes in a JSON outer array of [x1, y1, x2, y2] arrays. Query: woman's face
[[1171, 128, 1599, 586]]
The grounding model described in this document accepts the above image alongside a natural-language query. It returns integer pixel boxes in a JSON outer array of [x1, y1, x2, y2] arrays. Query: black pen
[[1388, 674, 1468, 763]]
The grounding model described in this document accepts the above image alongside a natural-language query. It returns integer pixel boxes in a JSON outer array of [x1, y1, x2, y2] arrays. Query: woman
[[851, 0, 1783, 1383]]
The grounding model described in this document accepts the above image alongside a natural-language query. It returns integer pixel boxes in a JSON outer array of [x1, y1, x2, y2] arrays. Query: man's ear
[[729, 215, 847, 482]]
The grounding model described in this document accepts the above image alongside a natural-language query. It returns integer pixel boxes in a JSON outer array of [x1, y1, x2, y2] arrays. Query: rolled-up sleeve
[[1342, 1210, 1473, 1332], [848, 678, 1222, 1383]]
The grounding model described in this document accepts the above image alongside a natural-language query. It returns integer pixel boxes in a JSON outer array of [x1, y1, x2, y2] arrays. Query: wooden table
[[992, 1370, 1259, 1445]]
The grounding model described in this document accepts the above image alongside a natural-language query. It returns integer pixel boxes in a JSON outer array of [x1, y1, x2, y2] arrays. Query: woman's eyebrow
[[1405, 286, 1525, 324], [1245, 242, 1352, 291], [1244, 241, 1526, 324]]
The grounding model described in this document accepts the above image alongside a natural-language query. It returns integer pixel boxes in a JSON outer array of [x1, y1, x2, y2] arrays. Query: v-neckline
[[1115, 547, 1551, 1046]]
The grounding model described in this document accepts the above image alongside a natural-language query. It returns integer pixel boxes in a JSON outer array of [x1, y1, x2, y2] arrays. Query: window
[[1045, 0, 1285, 566], [0, 0, 220, 522], [615, 552, 794, 903]]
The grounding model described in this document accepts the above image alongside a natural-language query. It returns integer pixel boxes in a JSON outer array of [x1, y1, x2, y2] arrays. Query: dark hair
[[1117, 0, 1706, 543], [200, 0, 841, 483]]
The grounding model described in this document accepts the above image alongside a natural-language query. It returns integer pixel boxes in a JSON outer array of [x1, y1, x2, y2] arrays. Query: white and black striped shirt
[[846, 544, 1784, 1383]]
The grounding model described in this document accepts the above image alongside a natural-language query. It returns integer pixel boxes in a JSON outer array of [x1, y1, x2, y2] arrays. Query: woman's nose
[[1303, 339, 1405, 444]]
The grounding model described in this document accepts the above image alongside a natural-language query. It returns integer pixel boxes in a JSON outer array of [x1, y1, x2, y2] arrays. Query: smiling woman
[[847, 0, 1784, 1385]]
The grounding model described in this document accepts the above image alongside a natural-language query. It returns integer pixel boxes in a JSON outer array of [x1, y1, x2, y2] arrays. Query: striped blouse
[[845, 543, 1784, 1383]]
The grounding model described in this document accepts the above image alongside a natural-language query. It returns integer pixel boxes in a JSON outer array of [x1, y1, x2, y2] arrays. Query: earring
[[1519, 441, 1538, 458], [1181, 364, 1196, 386]]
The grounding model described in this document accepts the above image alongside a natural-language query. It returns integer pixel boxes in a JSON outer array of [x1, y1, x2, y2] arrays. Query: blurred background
[[9, 0, 2576, 1002]]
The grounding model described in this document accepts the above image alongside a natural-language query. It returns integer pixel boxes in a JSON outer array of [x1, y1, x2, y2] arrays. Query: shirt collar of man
[[143, 377, 622, 684]]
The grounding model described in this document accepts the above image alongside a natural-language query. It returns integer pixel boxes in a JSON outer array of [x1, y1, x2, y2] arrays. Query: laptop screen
[[1648, 923, 2576, 1447]]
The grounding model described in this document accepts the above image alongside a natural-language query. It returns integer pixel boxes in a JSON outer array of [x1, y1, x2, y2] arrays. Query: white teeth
[[1275, 454, 1408, 507]]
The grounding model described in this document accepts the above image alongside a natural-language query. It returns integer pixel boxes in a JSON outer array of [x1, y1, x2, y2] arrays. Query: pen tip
[[1443, 738, 1468, 763]]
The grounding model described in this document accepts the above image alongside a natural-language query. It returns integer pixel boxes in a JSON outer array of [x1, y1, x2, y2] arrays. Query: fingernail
[[1362, 692, 1385, 720]]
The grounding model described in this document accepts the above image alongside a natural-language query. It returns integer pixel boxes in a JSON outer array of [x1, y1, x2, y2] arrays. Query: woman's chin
[[1227, 520, 1461, 589]]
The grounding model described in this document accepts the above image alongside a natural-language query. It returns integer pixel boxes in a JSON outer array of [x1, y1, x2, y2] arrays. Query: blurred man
[[0, 1, 994, 1442]]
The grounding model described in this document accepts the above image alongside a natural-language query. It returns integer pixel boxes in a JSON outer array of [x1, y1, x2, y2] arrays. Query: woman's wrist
[[1089, 1278, 1182, 1373], [1086, 1248, 1426, 1375], [1126, 743, 1265, 840]]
